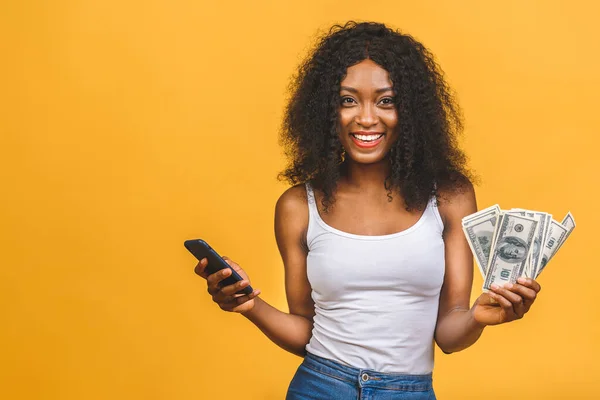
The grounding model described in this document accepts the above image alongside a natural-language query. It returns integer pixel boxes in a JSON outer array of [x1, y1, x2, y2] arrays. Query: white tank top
[[304, 182, 446, 374]]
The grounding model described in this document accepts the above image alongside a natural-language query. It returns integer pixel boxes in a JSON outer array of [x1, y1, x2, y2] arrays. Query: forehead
[[341, 59, 392, 89]]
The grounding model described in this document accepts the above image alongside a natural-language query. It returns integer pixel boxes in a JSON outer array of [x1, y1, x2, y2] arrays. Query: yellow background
[[1, 1, 598, 399]]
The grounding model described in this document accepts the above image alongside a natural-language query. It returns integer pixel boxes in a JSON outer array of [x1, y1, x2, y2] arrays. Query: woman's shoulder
[[435, 177, 476, 227], [275, 183, 310, 222], [274, 183, 310, 247]]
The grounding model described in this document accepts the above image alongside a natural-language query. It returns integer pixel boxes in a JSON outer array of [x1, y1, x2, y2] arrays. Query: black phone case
[[184, 239, 253, 295]]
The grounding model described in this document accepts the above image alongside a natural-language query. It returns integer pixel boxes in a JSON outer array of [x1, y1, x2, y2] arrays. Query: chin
[[347, 152, 389, 165]]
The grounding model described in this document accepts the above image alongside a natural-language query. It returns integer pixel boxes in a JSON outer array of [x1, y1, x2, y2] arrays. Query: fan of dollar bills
[[462, 206, 575, 290]]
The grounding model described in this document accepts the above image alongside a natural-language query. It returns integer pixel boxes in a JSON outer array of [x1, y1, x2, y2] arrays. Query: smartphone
[[184, 239, 253, 295]]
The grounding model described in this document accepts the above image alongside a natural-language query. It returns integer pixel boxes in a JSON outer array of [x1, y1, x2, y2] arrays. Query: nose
[[355, 103, 377, 128]]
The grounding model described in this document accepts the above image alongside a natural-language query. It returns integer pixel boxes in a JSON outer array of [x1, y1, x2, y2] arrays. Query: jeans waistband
[[303, 352, 433, 391]]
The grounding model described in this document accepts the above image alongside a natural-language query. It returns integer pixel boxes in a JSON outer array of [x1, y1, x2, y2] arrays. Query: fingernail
[[491, 284, 499, 290], [517, 277, 527, 284], [505, 283, 513, 289]]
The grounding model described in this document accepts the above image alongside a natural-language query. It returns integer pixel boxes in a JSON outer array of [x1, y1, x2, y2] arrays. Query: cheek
[[381, 110, 398, 128], [338, 108, 355, 128], [382, 111, 399, 143]]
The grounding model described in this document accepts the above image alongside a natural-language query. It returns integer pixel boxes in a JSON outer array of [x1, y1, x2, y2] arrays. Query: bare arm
[[434, 183, 486, 353], [197, 185, 314, 357], [242, 185, 315, 356], [434, 182, 542, 354]]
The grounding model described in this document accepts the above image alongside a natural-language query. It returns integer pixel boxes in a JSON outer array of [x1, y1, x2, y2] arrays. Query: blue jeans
[[286, 353, 436, 400]]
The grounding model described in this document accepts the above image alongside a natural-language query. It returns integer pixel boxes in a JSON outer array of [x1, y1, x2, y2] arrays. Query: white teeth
[[352, 134, 384, 142]]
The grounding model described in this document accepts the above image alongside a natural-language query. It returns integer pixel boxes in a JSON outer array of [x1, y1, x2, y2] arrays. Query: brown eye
[[341, 97, 355, 105], [379, 97, 395, 106]]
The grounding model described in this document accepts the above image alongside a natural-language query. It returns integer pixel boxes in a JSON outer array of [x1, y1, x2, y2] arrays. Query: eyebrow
[[340, 86, 394, 93]]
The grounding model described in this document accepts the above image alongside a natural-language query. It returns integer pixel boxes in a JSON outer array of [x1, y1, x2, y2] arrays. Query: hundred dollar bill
[[517, 210, 553, 278], [530, 213, 552, 278], [561, 211, 576, 229], [507, 209, 526, 216], [536, 219, 568, 278], [505, 210, 533, 276], [489, 211, 506, 256], [462, 204, 501, 226], [552, 212, 576, 256], [462, 209, 501, 278], [483, 214, 538, 291], [506, 209, 552, 278]]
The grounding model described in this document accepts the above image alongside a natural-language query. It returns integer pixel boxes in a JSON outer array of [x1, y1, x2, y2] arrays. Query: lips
[[350, 132, 385, 148]]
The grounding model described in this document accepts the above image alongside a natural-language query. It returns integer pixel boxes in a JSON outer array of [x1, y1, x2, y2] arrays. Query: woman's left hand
[[472, 277, 541, 326]]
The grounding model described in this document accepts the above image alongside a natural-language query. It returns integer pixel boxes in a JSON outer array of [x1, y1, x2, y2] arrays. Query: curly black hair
[[279, 21, 476, 212]]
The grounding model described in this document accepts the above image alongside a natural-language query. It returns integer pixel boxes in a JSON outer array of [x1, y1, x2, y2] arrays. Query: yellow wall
[[1, 1, 598, 399]]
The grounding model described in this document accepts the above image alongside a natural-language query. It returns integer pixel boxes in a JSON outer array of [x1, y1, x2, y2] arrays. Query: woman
[[195, 21, 541, 399]]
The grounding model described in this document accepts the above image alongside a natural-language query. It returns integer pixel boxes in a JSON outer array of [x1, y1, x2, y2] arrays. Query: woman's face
[[337, 59, 399, 165]]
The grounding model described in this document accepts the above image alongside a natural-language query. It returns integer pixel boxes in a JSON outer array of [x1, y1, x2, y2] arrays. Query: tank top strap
[[304, 182, 319, 247], [305, 182, 317, 209], [428, 190, 444, 232]]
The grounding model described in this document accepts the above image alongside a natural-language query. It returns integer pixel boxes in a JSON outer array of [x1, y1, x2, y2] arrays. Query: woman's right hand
[[194, 256, 261, 314]]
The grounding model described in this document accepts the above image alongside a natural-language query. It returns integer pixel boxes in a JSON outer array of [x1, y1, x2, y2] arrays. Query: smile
[[350, 132, 385, 148]]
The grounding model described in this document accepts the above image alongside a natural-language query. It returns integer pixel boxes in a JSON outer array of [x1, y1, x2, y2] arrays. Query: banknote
[[507, 209, 526, 216], [552, 212, 576, 256], [483, 214, 538, 290], [561, 212, 576, 230], [505, 210, 534, 276], [462, 209, 500, 277], [507, 210, 551, 278], [530, 213, 552, 278], [536, 219, 568, 278], [462, 204, 501, 226], [463, 206, 574, 284], [489, 211, 506, 256]]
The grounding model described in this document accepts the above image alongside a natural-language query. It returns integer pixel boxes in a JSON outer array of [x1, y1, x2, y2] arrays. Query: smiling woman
[[194, 21, 543, 400], [279, 21, 474, 214], [338, 60, 399, 158]]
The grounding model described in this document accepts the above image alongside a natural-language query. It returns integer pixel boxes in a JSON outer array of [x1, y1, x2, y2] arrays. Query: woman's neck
[[340, 158, 391, 192]]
